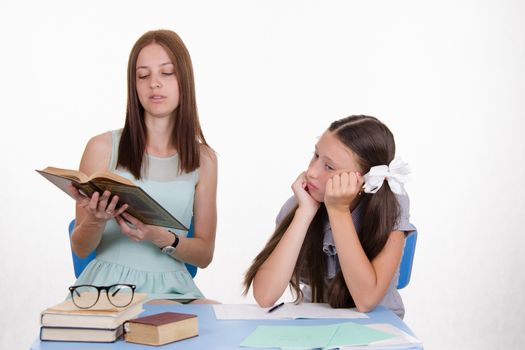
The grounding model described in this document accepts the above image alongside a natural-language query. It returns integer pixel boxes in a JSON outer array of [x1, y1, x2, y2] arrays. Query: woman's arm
[[170, 145, 218, 268], [70, 132, 126, 258], [252, 173, 319, 307], [325, 172, 404, 312], [115, 145, 218, 268]]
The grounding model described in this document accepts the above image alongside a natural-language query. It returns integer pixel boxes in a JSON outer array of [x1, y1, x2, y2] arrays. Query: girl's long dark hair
[[118, 29, 208, 179], [243, 115, 399, 308]]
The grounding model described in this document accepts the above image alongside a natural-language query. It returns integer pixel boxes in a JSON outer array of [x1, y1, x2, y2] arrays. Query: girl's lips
[[307, 182, 318, 191]]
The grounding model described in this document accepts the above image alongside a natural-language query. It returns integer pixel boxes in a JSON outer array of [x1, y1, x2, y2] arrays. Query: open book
[[36, 166, 187, 230]]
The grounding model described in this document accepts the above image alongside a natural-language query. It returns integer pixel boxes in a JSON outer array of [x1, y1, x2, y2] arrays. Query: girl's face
[[305, 130, 363, 202], [135, 43, 180, 119]]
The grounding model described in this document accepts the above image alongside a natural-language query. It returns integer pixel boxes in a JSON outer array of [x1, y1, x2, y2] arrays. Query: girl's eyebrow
[[315, 145, 338, 167], [136, 62, 173, 69]]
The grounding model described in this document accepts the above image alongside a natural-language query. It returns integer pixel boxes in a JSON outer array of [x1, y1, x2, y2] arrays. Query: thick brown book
[[124, 312, 198, 346], [36, 166, 187, 230]]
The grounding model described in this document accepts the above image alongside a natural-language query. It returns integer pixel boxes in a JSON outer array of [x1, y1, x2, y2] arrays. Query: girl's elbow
[[252, 282, 277, 308], [254, 293, 275, 308], [354, 298, 378, 313]]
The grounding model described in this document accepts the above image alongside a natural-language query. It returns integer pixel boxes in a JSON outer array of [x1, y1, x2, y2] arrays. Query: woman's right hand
[[68, 185, 128, 222], [291, 172, 320, 214]]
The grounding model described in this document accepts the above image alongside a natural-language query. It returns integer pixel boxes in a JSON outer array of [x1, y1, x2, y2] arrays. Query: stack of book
[[40, 293, 147, 342]]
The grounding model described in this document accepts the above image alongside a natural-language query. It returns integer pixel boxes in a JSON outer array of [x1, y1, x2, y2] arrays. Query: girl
[[69, 30, 218, 303], [244, 115, 414, 318]]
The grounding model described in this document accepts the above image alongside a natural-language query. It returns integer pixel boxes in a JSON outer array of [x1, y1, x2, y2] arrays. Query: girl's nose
[[306, 163, 319, 180]]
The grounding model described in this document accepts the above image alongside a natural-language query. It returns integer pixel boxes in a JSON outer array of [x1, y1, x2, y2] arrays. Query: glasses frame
[[68, 284, 136, 309]]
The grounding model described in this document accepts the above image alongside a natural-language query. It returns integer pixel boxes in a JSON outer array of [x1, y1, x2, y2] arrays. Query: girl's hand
[[291, 172, 320, 214], [68, 185, 128, 222], [324, 172, 364, 212], [115, 212, 167, 247]]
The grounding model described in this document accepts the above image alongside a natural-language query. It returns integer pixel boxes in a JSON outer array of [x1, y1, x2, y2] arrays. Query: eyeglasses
[[69, 284, 136, 309]]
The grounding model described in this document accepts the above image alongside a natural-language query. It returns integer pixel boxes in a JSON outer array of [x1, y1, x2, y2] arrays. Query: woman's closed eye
[[138, 74, 149, 79]]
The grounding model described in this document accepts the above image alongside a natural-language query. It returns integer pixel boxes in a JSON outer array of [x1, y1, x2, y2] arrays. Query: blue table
[[31, 304, 422, 349]]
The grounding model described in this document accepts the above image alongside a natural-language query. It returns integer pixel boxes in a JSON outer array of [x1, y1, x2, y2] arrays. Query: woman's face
[[305, 130, 363, 202], [135, 43, 180, 119]]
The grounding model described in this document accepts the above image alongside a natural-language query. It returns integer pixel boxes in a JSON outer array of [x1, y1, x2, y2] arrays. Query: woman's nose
[[150, 76, 162, 89]]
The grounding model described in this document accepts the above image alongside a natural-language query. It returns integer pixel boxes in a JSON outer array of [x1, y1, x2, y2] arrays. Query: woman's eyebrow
[[136, 62, 173, 69]]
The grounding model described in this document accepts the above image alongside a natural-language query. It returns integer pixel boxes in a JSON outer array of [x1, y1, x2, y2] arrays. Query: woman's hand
[[68, 185, 128, 222], [291, 172, 320, 214], [115, 212, 169, 247], [324, 172, 364, 212]]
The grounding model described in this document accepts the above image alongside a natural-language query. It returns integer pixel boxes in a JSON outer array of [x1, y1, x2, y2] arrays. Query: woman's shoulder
[[199, 144, 217, 163], [86, 131, 113, 153], [80, 131, 114, 173]]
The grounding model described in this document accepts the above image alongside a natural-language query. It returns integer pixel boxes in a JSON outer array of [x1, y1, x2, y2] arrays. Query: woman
[[69, 29, 217, 303]]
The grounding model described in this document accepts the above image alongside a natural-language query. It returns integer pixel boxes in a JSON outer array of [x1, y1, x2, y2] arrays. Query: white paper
[[339, 323, 422, 349], [213, 303, 368, 320]]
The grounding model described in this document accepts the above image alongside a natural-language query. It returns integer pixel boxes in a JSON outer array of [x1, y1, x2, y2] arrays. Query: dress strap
[[108, 129, 122, 171]]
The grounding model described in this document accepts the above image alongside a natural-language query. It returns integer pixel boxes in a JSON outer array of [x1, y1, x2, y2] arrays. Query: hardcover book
[[40, 325, 124, 343], [41, 293, 147, 329], [36, 166, 187, 230], [124, 312, 198, 346]]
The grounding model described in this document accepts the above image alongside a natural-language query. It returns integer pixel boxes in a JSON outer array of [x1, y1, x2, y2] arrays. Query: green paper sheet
[[324, 322, 396, 348], [240, 322, 396, 349], [240, 324, 338, 348]]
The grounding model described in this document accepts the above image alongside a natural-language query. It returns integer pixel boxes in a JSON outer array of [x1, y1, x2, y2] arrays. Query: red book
[[124, 312, 198, 346]]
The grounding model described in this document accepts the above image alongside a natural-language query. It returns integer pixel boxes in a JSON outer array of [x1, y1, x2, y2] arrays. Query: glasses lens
[[71, 285, 99, 308], [107, 285, 134, 307]]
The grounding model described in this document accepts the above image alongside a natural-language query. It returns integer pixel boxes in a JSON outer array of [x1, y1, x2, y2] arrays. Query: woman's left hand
[[324, 172, 364, 212], [115, 212, 167, 247]]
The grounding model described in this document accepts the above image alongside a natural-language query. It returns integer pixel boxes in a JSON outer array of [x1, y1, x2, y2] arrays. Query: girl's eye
[[325, 164, 334, 171], [138, 75, 149, 80], [162, 72, 174, 76]]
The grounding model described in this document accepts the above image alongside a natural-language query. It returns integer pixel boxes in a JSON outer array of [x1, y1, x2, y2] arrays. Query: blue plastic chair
[[68, 219, 197, 279], [397, 229, 417, 289]]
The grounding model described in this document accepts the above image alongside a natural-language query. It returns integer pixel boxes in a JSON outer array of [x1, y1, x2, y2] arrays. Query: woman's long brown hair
[[117, 29, 208, 179], [243, 115, 400, 308]]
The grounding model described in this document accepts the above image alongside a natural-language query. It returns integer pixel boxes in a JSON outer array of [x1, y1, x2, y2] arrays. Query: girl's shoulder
[[394, 194, 415, 233], [275, 196, 297, 225]]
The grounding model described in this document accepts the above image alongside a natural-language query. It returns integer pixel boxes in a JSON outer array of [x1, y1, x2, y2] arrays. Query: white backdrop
[[1, 1, 524, 349]]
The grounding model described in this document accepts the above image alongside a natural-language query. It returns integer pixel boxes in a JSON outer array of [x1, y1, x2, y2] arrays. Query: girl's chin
[[308, 190, 324, 203]]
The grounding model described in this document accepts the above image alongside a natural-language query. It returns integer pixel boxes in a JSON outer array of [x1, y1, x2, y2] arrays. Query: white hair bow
[[363, 157, 410, 195]]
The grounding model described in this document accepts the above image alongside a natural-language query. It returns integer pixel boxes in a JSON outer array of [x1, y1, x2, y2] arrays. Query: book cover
[[36, 166, 187, 230], [124, 312, 198, 346], [40, 325, 124, 343], [41, 293, 147, 329]]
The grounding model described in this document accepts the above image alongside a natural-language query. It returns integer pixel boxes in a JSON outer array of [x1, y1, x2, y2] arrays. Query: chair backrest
[[397, 228, 418, 289], [68, 219, 197, 279]]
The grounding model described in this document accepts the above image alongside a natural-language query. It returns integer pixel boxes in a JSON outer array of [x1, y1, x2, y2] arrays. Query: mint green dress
[[74, 130, 204, 300]]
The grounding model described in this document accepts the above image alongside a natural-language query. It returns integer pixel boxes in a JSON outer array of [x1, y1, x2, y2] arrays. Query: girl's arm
[[325, 172, 405, 312], [115, 145, 218, 268], [70, 132, 126, 258], [252, 173, 319, 307]]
